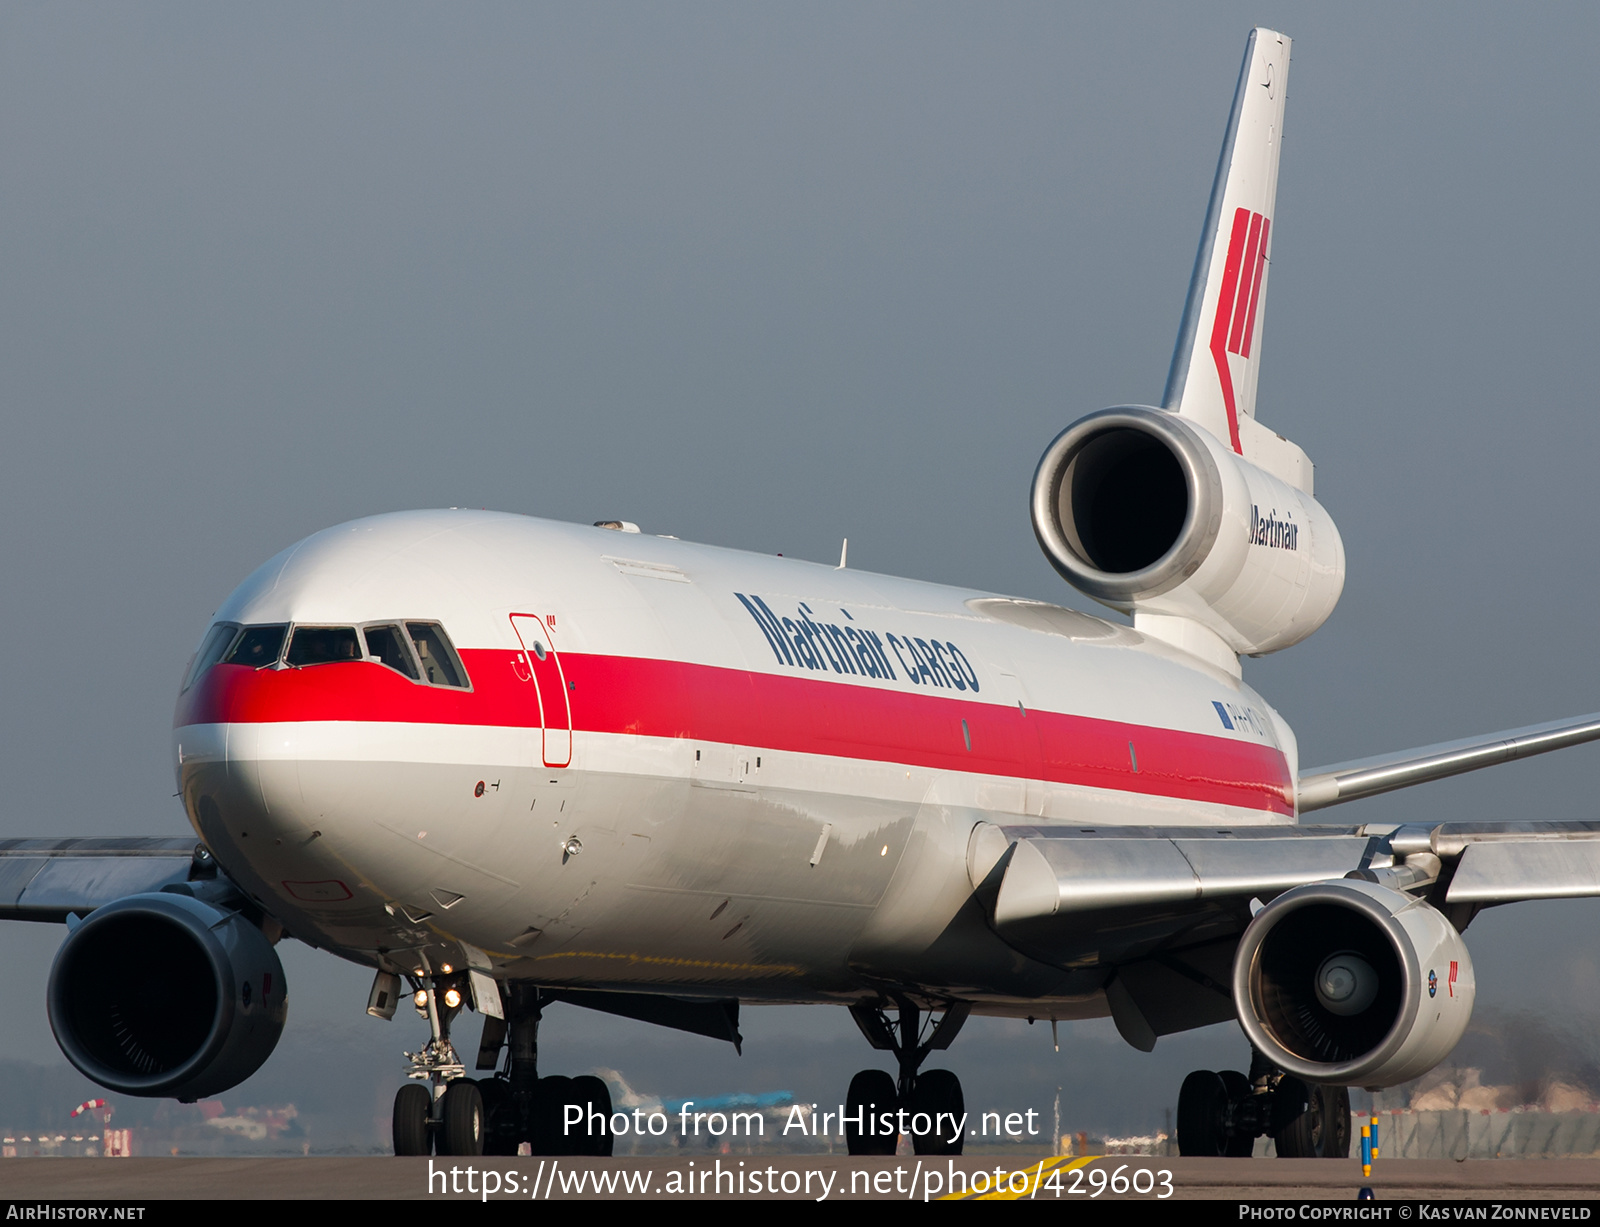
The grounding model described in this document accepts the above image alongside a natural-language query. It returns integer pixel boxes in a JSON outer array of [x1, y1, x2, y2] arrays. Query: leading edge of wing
[[986, 819, 1600, 933], [988, 824, 1376, 928], [1296, 711, 1600, 813], [0, 837, 197, 922]]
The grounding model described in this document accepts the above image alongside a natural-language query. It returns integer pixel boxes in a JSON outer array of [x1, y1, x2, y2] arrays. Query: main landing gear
[[844, 999, 972, 1156], [1176, 1050, 1351, 1158], [390, 978, 615, 1157]]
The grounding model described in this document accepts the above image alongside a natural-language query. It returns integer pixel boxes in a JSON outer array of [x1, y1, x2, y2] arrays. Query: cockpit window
[[223, 624, 288, 669], [407, 622, 468, 688], [184, 622, 241, 690], [363, 624, 420, 680], [286, 626, 362, 667], [183, 621, 466, 682]]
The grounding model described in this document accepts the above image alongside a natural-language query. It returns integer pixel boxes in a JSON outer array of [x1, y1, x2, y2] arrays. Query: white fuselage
[[173, 510, 1299, 1016]]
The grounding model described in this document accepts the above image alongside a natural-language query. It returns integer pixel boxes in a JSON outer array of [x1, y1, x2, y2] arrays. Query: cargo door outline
[[509, 613, 572, 768]]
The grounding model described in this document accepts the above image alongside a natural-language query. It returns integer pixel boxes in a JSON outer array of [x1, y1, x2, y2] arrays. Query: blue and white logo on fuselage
[[1212, 699, 1271, 740]]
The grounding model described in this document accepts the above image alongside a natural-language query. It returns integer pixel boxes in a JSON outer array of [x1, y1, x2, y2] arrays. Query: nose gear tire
[[392, 1084, 432, 1156], [439, 1079, 485, 1157]]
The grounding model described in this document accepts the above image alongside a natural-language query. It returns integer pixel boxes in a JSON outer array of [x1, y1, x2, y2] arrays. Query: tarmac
[[1, 1155, 1598, 1201]]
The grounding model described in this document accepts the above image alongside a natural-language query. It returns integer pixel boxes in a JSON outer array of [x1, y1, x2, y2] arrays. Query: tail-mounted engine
[[1030, 406, 1344, 658], [47, 890, 287, 1101], [1232, 878, 1474, 1088]]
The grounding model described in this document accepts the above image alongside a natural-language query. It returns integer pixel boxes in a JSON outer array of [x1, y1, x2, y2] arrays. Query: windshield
[[286, 626, 362, 667], [222, 624, 288, 669]]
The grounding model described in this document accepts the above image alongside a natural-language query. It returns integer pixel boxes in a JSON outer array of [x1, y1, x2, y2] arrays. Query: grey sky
[[1, 3, 1597, 1144]]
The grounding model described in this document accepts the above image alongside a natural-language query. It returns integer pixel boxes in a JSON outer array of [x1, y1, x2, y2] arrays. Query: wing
[[1297, 711, 1600, 811], [973, 819, 1600, 1049], [0, 837, 201, 922]]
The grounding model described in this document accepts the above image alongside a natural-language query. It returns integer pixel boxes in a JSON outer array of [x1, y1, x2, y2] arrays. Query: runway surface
[[2, 1155, 1599, 1200]]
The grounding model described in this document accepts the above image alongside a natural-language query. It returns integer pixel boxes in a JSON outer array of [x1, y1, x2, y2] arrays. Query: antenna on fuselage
[[837, 538, 848, 569]]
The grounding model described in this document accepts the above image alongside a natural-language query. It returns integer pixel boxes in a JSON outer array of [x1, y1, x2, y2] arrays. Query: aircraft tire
[[439, 1079, 485, 1157], [1218, 1069, 1256, 1157], [845, 1069, 899, 1156], [531, 1075, 574, 1155], [392, 1084, 432, 1156], [478, 1076, 519, 1156], [1176, 1070, 1228, 1157], [570, 1073, 615, 1156], [1273, 1079, 1350, 1159], [908, 1069, 965, 1155]]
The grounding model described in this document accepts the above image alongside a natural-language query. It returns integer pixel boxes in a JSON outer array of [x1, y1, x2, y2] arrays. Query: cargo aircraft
[[9, 27, 1600, 1161]]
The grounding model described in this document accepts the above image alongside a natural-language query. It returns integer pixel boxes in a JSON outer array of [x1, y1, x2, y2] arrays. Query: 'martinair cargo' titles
[[736, 593, 981, 693], [1249, 504, 1299, 551]]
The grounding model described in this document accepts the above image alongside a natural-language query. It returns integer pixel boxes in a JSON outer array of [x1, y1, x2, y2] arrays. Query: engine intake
[[1233, 879, 1473, 1087], [1031, 406, 1344, 656], [1031, 407, 1222, 603], [48, 891, 287, 1101]]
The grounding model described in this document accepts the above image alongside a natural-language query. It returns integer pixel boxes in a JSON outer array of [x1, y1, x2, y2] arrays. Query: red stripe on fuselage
[[175, 649, 1294, 816]]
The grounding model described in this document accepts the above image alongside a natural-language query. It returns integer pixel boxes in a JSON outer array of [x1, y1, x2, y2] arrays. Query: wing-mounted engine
[[1030, 405, 1344, 668], [47, 887, 287, 1101], [1233, 878, 1474, 1087]]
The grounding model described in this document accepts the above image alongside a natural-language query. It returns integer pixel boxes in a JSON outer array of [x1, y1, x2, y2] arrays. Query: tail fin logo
[[1208, 206, 1271, 453]]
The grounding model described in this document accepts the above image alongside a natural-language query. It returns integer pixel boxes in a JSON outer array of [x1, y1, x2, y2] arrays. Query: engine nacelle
[[47, 891, 287, 1101], [1233, 879, 1474, 1088], [1030, 406, 1345, 656]]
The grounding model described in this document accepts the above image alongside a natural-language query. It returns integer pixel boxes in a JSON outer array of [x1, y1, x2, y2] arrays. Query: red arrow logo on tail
[[1208, 207, 1271, 454]]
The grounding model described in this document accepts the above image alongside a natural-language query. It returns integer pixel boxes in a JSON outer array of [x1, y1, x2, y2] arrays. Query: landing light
[[412, 990, 429, 1009], [443, 988, 462, 1009]]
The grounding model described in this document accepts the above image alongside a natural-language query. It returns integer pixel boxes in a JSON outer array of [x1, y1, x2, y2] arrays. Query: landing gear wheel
[[1274, 1078, 1350, 1158], [1218, 1069, 1255, 1157], [845, 1069, 898, 1156], [907, 1069, 965, 1155], [1177, 1070, 1228, 1157], [570, 1074, 615, 1156], [439, 1079, 485, 1156], [392, 1084, 432, 1156], [478, 1077, 518, 1156], [531, 1074, 574, 1155]]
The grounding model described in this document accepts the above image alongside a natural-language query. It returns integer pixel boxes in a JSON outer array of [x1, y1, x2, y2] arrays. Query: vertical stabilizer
[[1162, 29, 1297, 481]]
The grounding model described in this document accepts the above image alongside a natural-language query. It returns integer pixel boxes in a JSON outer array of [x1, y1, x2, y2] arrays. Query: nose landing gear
[[391, 972, 483, 1156], [844, 999, 971, 1156], [390, 978, 614, 1157]]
